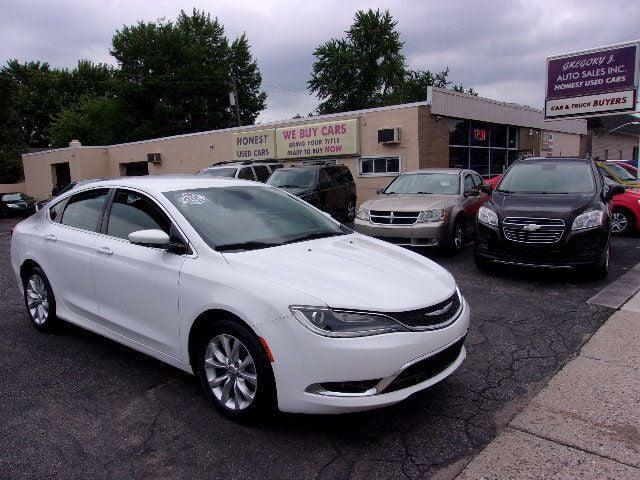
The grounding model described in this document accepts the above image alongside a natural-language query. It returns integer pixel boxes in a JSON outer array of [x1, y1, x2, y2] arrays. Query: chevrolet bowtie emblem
[[426, 301, 453, 316], [523, 224, 541, 231]]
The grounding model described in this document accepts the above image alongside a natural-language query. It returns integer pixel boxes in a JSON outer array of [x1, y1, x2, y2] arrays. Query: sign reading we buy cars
[[545, 43, 639, 118]]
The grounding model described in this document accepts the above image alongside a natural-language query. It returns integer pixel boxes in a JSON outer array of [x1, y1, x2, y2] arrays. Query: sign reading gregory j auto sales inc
[[275, 119, 358, 159], [545, 42, 639, 118]]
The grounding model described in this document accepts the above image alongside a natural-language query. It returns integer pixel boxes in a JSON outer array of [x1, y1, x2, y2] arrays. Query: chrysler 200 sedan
[[10, 176, 469, 420]]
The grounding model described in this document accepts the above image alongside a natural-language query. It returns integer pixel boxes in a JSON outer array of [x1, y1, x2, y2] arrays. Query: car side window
[[318, 169, 331, 188], [253, 165, 270, 182], [49, 198, 67, 223], [327, 167, 341, 187], [238, 167, 255, 181], [106, 190, 171, 240], [59, 189, 109, 231], [464, 174, 475, 192]]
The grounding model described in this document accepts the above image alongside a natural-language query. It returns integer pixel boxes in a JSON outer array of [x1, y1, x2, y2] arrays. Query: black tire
[[196, 319, 276, 422], [23, 265, 60, 332], [583, 243, 609, 280], [473, 249, 492, 271], [444, 218, 465, 255], [345, 197, 356, 222], [611, 208, 634, 236]]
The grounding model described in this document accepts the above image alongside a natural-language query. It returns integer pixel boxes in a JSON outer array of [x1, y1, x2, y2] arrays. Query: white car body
[[10, 176, 469, 414]]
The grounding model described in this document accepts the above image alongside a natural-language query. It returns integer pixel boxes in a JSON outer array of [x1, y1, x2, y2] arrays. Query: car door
[[38, 188, 110, 322], [90, 188, 186, 357]]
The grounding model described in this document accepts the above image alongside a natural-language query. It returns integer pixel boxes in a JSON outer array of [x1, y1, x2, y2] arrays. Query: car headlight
[[290, 306, 404, 337], [417, 209, 446, 222], [7, 204, 19, 209], [478, 206, 498, 226], [572, 210, 605, 231], [356, 205, 369, 221]]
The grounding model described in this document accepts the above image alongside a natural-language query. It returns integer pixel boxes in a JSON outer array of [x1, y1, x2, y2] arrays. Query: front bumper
[[354, 218, 450, 247], [256, 296, 470, 414], [474, 222, 609, 268]]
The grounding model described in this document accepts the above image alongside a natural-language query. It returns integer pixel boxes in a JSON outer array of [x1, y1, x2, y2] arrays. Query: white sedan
[[10, 176, 469, 420]]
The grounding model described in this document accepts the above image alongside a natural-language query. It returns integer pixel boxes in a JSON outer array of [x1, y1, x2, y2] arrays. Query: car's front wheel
[[444, 218, 465, 254], [196, 320, 276, 421], [24, 266, 59, 331], [611, 209, 634, 235], [583, 243, 609, 280]]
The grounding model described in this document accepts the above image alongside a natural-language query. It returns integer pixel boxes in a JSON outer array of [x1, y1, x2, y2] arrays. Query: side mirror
[[128, 229, 170, 247], [604, 183, 626, 202], [464, 188, 480, 197], [480, 183, 493, 194]]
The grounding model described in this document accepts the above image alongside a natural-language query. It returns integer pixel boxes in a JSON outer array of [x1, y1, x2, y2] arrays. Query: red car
[[486, 175, 639, 235], [608, 161, 638, 178]]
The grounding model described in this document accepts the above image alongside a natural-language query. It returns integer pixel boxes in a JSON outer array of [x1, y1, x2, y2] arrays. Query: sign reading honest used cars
[[545, 42, 639, 119], [275, 119, 358, 159], [232, 129, 276, 160]]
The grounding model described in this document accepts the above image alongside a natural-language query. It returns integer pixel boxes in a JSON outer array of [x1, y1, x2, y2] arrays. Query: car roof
[[403, 168, 465, 175], [520, 156, 590, 163], [86, 175, 264, 194]]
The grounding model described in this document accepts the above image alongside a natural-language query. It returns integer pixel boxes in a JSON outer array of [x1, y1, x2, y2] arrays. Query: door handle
[[43, 234, 57, 242], [96, 246, 113, 255]]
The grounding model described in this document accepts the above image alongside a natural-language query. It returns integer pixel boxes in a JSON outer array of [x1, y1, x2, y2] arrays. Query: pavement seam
[[509, 415, 640, 469]]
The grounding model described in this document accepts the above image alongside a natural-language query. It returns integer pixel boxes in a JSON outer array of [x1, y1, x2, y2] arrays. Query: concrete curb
[[456, 290, 640, 479]]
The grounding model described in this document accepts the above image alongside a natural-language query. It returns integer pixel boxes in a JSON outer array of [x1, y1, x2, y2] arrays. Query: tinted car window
[[385, 173, 460, 195], [60, 189, 109, 231], [107, 190, 170, 240], [253, 165, 270, 182], [318, 170, 331, 188], [238, 167, 255, 181], [326, 167, 341, 187], [464, 175, 475, 191], [49, 199, 67, 223], [498, 161, 595, 194], [2, 193, 23, 201], [267, 169, 317, 189], [471, 173, 483, 189]]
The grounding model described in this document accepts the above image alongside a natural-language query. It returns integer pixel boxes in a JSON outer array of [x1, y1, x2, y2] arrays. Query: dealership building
[[21, 87, 588, 203]]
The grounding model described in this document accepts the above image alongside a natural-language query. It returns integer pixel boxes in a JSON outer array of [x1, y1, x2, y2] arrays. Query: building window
[[359, 156, 401, 176]]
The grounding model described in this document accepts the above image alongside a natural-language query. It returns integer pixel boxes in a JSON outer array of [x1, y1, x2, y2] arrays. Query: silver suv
[[197, 161, 283, 182], [355, 168, 488, 254]]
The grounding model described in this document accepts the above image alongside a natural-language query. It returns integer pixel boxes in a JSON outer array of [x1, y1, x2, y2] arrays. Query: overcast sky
[[2, 0, 639, 123]]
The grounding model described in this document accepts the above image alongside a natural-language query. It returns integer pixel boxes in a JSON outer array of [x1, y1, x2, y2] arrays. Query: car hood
[[274, 186, 316, 197], [223, 234, 456, 312], [490, 192, 596, 219], [364, 194, 457, 211]]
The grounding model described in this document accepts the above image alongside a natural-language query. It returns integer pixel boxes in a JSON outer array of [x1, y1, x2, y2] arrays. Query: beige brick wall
[[419, 105, 450, 168], [591, 132, 638, 160], [0, 182, 26, 194]]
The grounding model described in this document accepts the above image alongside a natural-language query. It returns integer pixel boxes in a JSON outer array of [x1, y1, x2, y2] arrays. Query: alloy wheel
[[454, 223, 464, 249], [204, 334, 257, 411], [347, 200, 356, 220], [26, 274, 49, 325], [611, 212, 628, 234]]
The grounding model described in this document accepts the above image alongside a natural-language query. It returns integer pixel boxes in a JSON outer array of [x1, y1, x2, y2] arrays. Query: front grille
[[389, 291, 461, 329], [384, 336, 466, 393], [370, 210, 420, 225], [503, 217, 565, 244]]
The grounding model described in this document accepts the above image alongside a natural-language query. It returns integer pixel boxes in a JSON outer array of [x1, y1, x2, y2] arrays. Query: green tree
[[50, 96, 125, 147], [111, 9, 266, 141], [309, 9, 473, 113]]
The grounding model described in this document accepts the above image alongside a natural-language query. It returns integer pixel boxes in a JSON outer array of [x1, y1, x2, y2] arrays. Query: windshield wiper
[[215, 240, 278, 252], [281, 231, 345, 245]]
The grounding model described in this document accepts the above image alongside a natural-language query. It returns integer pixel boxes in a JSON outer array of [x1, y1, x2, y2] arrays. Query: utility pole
[[230, 71, 242, 127]]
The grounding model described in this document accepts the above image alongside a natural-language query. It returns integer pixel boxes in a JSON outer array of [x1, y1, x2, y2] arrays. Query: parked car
[[0, 192, 36, 217], [197, 160, 283, 182], [354, 169, 488, 254], [605, 179, 640, 235], [266, 164, 357, 221], [35, 178, 104, 211], [10, 176, 469, 420], [485, 175, 502, 189], [474, 157, 624, 278], [597, 161, 640, 188], [607, 160, 638, 178]]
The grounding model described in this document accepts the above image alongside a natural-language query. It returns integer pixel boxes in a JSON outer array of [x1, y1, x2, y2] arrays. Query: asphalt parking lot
[[2, 216, 640, 480]]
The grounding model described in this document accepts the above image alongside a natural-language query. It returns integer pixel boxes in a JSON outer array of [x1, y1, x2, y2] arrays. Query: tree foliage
[[309, 9, 476, 113]]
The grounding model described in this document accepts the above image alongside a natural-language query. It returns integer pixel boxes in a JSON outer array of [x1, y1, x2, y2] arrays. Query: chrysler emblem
[[426, 301, 453, 317], [390, 212, 395, 222], [523, 224, 541, 231]]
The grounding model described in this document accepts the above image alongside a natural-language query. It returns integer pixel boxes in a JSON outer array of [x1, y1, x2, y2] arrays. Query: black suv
[[266, 164, 357, 221], [474, 156, 624, 278]]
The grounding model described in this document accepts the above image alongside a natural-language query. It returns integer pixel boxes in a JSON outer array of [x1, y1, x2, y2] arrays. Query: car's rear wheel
[[611, 209, 634, 235], [24, 266, 59, 331], [196, 320, 276, 421]]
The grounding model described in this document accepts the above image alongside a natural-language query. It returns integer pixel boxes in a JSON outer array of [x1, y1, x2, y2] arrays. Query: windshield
[[498, 161, 595, 194], [608, 163, 636, 181], [266, 169, 317, 189], [198, 167, 237, 178], [165, 186, 346, 251], [384, 173, 460, 195], [2, 193, 28, 201]]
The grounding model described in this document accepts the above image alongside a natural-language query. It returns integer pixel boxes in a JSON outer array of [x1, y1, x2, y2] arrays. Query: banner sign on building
[[275, 119, 358, 159], [232, 129, 276, 160], [545, 42, 639, 119]]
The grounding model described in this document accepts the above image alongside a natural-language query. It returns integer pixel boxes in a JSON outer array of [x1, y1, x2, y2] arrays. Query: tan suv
[[355, 168, 487, 254]]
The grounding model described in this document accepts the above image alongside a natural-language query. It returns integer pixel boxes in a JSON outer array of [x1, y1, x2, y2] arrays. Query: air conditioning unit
[[147, 153, 162, 164], [378, 128, 400, 144]]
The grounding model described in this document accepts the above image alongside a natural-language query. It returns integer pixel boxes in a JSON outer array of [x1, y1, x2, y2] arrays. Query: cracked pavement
[[1, 216, 640, 479]]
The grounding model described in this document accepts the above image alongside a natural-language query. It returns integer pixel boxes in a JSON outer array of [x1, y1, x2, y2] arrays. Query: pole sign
[[545, 42, 639, 119]]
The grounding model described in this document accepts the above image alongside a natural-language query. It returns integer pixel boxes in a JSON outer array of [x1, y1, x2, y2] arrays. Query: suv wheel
[[445, 218, 465, 254], [585, 243, 609, 280], [611, 209, 633, 235], [196, 320, 276, 421], [345, 198, 356, 222], [24, 266, 59, 331]]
